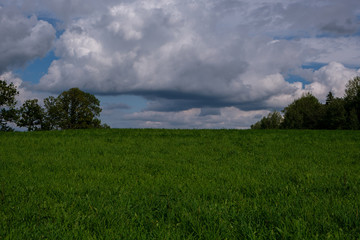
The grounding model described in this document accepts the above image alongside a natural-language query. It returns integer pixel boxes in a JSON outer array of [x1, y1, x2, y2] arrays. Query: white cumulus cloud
[[306, 62, 360, 100]]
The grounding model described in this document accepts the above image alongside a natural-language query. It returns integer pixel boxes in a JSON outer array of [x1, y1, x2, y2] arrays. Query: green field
[[1, 129, 360, 239]]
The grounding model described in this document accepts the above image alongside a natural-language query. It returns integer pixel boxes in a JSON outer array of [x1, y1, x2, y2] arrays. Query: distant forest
[[1, 76, 360, 131], [0, 83, 109, 132], [252, 76, 360, 130]]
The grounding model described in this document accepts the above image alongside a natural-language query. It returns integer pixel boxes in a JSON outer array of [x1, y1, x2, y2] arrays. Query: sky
[[1, 0, 360, 129]]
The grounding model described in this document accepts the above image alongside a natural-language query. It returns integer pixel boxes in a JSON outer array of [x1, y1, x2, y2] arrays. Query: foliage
[[1, 129, 359, 239], [344, 76, 360, 129], [101, 123, 111, 129], [42, 96, 61, 130], [344, 76, 360, 103], [281, 93, 324, 129], [252, 76, 360, 130], [325, 91, 334, 105], [17, 99, 44, 131], [252, 75, 360, 130], [322, 95, 347, 129], [56, 88, 102, 129], [2, 80, 106, 131], [0, 80, 19, 131], [251, 111, 282, 129], [39, 88, 105, 131], [347, 108, 359, 130]]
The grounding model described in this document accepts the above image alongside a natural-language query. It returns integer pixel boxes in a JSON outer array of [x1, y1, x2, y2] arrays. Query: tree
[[17, 99, 44, 131], [0, 80, 19, 131], [281, 93, 324, 129], [347, 108, 359, 130], [251, 120, 262, 129], [344, 76, 360, 129], [56, 88, 102, 129], [101, 123, 111, 129], [42, 96, 61, 130], [344, 76, 360, 103], [325, 91, 334, 105], [322, 96, 347, 129], [251, 111, 283, 129]]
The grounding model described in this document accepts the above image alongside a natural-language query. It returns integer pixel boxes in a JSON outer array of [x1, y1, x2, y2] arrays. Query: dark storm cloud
[[321, 20, 360, 35], [199, 108, 221, 117], [0, 6, 55, 73], [103, 103, 130, 110]]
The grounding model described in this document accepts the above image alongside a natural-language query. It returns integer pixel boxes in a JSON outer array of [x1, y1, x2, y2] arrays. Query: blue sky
[[15, 51, 58, 84], [1, 0, 360, 128]]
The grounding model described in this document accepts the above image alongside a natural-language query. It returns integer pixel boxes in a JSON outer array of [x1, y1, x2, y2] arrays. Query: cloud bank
[[1, 0, 360, 128]]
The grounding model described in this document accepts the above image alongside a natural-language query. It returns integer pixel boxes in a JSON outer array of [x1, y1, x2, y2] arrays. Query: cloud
[[124, 107, 269, 129], [32, 0, 360, 116], [2, 0, 360, 128], [321, 20, 359, 35], [0, 72, 50, 105], [199, 108, 221, 117], [306, 62, 360, 100], [36, 3, 302, 103], [0, 6, 56, 73], [300, 37, 360, 66], [103, 102, 130, 111]]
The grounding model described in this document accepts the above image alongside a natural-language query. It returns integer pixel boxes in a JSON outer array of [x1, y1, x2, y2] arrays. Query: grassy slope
[[0, 129, 360, 239]]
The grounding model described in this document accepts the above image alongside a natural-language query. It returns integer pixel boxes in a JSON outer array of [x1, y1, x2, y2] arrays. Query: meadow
[[0, 129, 359, 239]]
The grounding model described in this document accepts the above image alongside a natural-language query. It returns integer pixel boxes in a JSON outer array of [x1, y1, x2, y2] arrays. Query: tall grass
[[1, 129, 359, 239]]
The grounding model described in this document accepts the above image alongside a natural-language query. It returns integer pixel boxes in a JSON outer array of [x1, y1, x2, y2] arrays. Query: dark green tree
[[17, 99, 44, 131], [322, 94, 346, 129], [56, 88, 102, 129], [344, 76, 360, 129], [325, 91, 334, 105], [344, 76, 360, 102], [281, 93, 324, 129], [251, 111, 283, 129], [0, 80, 19, 131], [42, 96, 61, 130], [347, 108, 359, 130], [101, 123, 111, 129], [250, 120, 262, 129]]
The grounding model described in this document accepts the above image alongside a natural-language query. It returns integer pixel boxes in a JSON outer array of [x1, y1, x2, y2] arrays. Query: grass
[[1, 129, 360, 239]]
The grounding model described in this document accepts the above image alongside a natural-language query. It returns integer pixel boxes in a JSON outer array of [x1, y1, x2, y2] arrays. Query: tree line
[[251, 76, 360, 130], [0, 81, 109, 131], [2, 76, 360, 131]]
